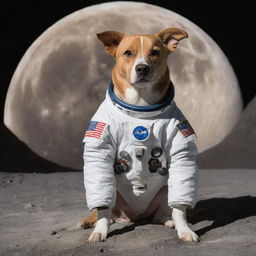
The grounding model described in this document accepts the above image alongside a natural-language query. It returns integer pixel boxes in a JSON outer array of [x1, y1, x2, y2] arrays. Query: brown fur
[[80, 211, 98, 229], [96, 29, 187, 102]]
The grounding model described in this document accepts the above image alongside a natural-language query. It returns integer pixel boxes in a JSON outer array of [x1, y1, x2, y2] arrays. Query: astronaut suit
[[83, 81, 198, 216]]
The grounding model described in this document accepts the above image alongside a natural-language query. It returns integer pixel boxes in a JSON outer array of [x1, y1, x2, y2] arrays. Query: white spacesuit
[[83, 82, 198, 215]]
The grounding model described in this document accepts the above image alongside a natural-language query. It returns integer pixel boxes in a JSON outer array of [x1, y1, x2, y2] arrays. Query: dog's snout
[[135, 64, 150, 76]]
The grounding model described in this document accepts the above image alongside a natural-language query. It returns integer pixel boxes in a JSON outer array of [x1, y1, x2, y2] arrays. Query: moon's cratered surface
[[4, 2, 242, 170]]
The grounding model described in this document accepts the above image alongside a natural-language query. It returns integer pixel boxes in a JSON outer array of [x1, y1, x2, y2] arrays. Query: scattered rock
[[24, 203, 35, 209]]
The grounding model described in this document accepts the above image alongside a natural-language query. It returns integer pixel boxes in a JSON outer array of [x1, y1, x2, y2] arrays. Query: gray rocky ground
[[1, 169, 256, 256]]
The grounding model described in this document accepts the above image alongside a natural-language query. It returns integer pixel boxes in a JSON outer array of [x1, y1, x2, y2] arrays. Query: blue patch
[[133, 126, 149, 140]]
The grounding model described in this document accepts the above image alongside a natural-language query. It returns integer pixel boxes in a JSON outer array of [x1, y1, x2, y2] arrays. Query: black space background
[[0, 0, 255, 171]]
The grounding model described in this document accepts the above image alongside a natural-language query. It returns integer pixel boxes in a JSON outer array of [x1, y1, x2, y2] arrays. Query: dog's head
[[97, 28, 188, 88]]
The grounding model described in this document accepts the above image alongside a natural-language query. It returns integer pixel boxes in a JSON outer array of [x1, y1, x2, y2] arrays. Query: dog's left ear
[[97, 31, 124, 57], [156, 28, 188, 52]]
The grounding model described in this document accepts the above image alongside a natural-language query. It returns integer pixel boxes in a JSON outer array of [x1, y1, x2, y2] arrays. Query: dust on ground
[[0, 169, 256, 256]]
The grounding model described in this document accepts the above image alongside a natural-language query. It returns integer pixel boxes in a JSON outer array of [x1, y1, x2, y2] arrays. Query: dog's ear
[[97, 31, 124, 57], [156, 28, 188, 52]]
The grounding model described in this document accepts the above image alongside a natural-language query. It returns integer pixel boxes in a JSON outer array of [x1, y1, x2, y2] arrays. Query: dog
[[81, 28, 199, 243]]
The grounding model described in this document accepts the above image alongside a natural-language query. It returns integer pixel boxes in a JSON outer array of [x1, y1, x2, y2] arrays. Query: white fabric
[[83, 91, 198, 214]]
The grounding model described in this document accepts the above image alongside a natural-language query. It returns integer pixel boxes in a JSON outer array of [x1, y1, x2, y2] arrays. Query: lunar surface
[[198, 95, 256, 168], [1, 169, 256, 255], [4, 2, 242, 170]]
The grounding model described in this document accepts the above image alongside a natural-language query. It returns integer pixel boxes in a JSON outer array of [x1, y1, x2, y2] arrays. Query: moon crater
[[4, 2, 242, 169]]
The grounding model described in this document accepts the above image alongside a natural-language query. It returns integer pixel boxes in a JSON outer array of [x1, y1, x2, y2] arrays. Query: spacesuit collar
[[107, 81, 174, 118]]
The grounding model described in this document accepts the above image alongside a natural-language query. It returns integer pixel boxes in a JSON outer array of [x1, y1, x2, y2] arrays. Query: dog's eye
[[150, 49, 160, 57], [124, 50, 132, 57]]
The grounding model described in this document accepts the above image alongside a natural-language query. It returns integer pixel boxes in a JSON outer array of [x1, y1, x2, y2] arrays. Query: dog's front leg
[[88, 207, 110, 242], [172, 205, 199, 242]]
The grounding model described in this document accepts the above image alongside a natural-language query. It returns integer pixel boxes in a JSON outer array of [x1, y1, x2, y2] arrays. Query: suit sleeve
[[83, 122, 116, 211], [167, 112, 198, 209]]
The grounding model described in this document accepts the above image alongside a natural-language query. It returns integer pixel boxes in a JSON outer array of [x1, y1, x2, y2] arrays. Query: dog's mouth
[[137, 78, 150, 83], [131, 76, 154, 87]]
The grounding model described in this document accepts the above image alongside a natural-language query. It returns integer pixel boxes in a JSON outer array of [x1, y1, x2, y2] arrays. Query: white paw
[[164, 220, 175, 228], [87, 217, 109, 243], [177, 226, 199, 242], [172, 206, 199, 242], [88, 231, 107, 242]]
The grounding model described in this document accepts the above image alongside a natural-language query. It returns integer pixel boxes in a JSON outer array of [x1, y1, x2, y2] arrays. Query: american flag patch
[[177, 120, 195, 138], [85, 121, 107, 139]]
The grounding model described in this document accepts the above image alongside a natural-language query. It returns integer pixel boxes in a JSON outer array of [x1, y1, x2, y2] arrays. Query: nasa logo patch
[[133, 126, 149, 140]]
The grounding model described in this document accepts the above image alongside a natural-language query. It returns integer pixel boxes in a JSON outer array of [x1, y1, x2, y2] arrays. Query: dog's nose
[[135, 64, 150, 76]]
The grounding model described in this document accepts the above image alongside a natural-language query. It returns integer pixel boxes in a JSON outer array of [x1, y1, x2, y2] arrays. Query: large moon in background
[[4, 2, 242, 170]]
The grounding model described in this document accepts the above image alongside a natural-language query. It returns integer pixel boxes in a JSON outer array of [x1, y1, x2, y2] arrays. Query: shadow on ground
[[188, 196, 256, 236], [0, 124, 77, 172], [106, 196, 256, 238]]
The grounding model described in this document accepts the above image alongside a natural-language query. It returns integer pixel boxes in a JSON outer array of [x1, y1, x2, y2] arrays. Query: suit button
[[114, 161, 130, 174], [119, 151, 131, 161], [151, 147, 163, 158], [148, 158, 162, 173], [114, 163, 123, 174], [135, 147, 145, 160], [157, 167, 168, 176]]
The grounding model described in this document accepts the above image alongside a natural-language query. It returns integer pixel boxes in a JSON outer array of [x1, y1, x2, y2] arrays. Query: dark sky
[[0, 0, 255, 171], [1, 0, 255, 115]]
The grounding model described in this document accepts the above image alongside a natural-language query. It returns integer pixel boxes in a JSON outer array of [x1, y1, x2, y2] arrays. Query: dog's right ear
[[97, 31, 124, 57], [156, 28, 188, 52]]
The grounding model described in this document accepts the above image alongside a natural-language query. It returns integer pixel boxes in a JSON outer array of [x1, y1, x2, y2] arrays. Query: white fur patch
[[140, 36, 144, 59], [172, 206, 199, 242], [130, 36, 148, 85], [88, 217, 109, 242], [124, 85, 161, 105], [88, 208, 110, 242], [125, 87, 140, 104]]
